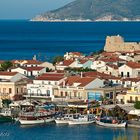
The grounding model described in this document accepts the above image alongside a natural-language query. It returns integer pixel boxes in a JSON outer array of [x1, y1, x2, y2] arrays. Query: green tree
[[1, 61, 13, 71], [52, 56, 64, 65], [2, 99, 12, 107], [134, 101, 140, 109]]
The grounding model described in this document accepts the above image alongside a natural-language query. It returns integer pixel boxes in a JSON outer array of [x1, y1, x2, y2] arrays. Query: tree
[[2, 99, 12, 107], [52, 56, 64, 65], [134, 101, 140, 109], [1, 61, 13, 71]]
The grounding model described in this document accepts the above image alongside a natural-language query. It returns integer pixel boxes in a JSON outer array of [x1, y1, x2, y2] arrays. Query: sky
[[0, 0, 74, 19]]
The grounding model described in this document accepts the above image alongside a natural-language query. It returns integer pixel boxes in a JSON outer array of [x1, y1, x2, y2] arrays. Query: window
[[130, 96, 132, 101], [21, 88, 23, 93], [46, 90, 50, 96], [3, 88, 6, 93], [9, 88, 12, 93], [48, 81, 51, 85], [127, 72, 130, 77], [135, 97, 138, 102], [17, 88, 19, 94], [24, 71, 26, 75], [65, 92, 67, 96], [121, 72, 124, 77], [60, 92, 63, 97]]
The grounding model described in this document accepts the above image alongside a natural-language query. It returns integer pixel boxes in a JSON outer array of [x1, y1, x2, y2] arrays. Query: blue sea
[[0, 20, 140, 61], [0, 123, 140, 140]]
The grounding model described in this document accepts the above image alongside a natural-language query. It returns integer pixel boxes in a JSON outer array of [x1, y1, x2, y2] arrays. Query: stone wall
[[104, 35, 140, 52]]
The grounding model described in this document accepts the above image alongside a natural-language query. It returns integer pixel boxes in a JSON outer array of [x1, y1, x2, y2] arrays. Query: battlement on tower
[[104, 35, 140, 52]]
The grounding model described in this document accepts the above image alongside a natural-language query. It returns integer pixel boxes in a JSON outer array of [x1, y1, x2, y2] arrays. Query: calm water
[[0, 123, 139, 140], [0, 20, 140, 61]]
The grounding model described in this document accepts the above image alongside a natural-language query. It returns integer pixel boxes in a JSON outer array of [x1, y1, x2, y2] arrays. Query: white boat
[[96, 120, 126, 128], [19, 117, 54, 125], [68, 114, 95, 125], [19, 112, 54, 125], [55, 114, 74, 124]]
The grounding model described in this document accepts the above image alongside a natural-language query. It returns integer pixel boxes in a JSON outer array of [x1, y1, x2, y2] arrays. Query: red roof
[[70, 52, 82, 56], [35, 73, 65, 81], [76, 77, 96, 87], [0, 72, 18, 76], [25, 60, 42, 65], [23, 67, 45, 71], [79, 60, 88, 64], [126, 61, 140, 69], [122, 78, 140, 82], [12, 60, 42, 65], [0, 60, 4, 64], [58, 60, 74, 66], [60, 76, 97, 87], [100, 57, 125, 62], [61, 76, 80, 86]]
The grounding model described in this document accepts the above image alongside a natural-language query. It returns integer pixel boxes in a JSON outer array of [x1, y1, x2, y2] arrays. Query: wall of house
[[119, 65, 133, 77], [91, 61, 106, 70], [27, 84, 53, 98], [0, 82, 15, 99], [40, 62, 55, 70]]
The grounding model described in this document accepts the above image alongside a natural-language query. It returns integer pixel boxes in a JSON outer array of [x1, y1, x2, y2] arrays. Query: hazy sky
[[0, 0, 74, 19]]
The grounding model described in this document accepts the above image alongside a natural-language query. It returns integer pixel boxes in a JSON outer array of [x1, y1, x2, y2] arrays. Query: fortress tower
[[104, 35, 140, 52]]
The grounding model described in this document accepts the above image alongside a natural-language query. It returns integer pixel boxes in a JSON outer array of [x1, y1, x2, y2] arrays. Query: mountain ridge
[[32, 0, 140, 21]]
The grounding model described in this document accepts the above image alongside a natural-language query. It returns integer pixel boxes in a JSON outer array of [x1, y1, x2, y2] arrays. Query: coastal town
[[0, 35, 140, 128]]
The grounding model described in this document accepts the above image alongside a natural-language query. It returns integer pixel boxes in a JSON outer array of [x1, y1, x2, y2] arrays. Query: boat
[[19, 112, 54, 125], [68, 114, 95, 125], [0, 108, 14, 123], [55, 114, 74, 124], [96, 119, 127, 128]]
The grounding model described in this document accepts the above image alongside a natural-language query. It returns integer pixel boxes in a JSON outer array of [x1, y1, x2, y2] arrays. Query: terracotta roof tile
[[23, 67, 45, 71], [57, 60, 74, 66], [126, 61, 140, 69], [35, 73, 65, 81], [70, 52, 82, 56], [0, 71, 18, 76]]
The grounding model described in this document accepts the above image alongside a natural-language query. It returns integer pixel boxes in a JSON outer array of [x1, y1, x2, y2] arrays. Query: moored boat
[[55, 114, 74, 124], [0, 108, 14, 123], [96, 120, 127, 128], [19, 112, 54, 125], [68, 114, 95, 125], [19, 117, 54, 125]]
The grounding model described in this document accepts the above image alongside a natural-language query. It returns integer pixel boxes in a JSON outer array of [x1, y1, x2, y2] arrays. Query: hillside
[[32, 0, 140, 21]]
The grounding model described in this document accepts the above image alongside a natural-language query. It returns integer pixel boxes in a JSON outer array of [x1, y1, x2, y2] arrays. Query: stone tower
[[104, 35, 140, 52]]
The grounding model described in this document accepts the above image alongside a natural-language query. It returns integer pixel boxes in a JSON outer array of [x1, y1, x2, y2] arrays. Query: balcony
[[127, 100, 136, 103], [23, 93, 51, 99]]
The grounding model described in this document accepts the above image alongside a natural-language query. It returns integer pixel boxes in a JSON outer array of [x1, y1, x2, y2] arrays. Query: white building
[[119, 62, 140, 78], [10, 67, 46, 77], [12, 60, 42, 67], [26, 73, 65, 100]]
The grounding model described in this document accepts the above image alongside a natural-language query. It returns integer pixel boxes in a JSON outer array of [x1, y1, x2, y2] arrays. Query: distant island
[[31, 0, 140, 22]]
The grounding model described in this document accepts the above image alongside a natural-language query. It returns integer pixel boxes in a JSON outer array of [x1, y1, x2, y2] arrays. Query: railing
[[24, 93, 49, 97], [127, 100, 136, 103]]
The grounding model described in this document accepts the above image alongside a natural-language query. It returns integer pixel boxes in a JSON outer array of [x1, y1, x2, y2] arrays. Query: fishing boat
[[0, 108, 13, 123], [68, 114, 95, 125], [96, 118, 127, 128], [19, 112, 54, 125], [55, 114, 74, 124]]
